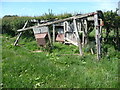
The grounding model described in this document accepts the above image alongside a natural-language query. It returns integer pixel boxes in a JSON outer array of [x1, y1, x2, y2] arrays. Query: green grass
[[2, 34, 119, 88]]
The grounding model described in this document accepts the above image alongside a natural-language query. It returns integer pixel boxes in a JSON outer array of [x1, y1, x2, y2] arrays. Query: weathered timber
[[14, 21, 28, 46], [47, 28, 52, 46], [15, 10, 104, 60], [17, 12, 96, 32], [73, 19, 83, 56], [53, 24, 55, 43], [94, 14, 101, 60]]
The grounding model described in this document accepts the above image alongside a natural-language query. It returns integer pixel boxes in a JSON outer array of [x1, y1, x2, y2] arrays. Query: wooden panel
[[56, 34, 64, 42], [33, 26, 48, 34], [34, 33, 47, 38], [34, 33, 48, 46], [36, 38, 46, 46]]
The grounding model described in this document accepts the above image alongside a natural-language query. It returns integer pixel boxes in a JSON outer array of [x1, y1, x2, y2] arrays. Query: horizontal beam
[[17, 12, 97, 32]]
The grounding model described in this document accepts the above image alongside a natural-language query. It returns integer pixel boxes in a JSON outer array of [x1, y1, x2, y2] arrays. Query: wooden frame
[[14, 11, 104, 60]]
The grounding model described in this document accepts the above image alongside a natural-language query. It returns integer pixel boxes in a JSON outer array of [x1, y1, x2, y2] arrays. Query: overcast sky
[[0, 0, 120, 17]]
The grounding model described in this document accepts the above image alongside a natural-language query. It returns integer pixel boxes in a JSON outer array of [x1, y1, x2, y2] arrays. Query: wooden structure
[[14, 10, 104, 60], [33, 26, 48, 46], [54, 23, 64, 42]]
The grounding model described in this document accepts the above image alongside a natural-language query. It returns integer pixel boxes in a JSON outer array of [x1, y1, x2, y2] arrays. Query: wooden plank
[[63, 21, 69, 42], [47, 27, 52, 46], [17, 12, 97, 32], [14, 32, 22, 46], [53, 24, 55, 43], [91, 48, 94, 54], [81, 19, 88, 45], [73, 19, 83, 56], [65, 38, 78, 46], [84, 19, 88, 45], [14, 21, 28, 46], [94, 14, 101, 60]]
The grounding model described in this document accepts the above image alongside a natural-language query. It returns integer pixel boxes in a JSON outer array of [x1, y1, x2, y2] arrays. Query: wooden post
[[63, 21, 69, 43], [81, 19, 88, 46], [94, 14, 101, 60], [47, 27, 52, 46], [63, 22, 66, 42], [99, 19, 103, 55], [14, 21, 28, 46], [84, 19, 88, 45], [78, 22, 84, 46], [53, 24, 55, 43], [73, 19, 82, 56]]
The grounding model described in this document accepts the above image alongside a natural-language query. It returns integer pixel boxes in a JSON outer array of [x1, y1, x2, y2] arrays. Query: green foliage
[[103, 10, 120, 33], [103, 10, 120, 51], [114, 16, 120, 28], [2, 16, 33, 36], [2, 12, 72, 37], [2, 35, 119, 88], [104, 10, 118, 28], [56, 13, 72, 19]]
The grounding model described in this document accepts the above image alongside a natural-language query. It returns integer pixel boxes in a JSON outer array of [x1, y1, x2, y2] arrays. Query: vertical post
[[82, 31, 85, 46], [81, 19, 88, 46], [47, 26, 52, 46], [53, 24, 55, 43], [94, 14, 101, 60], [63, 21, 68, 42], [84, 19, 88, 45], [14, 21, 28, 46], [79, 22, 85, 46], [79, 22, 82, 32], [82, 20, 85, 46], [73, 19, 82, 56]]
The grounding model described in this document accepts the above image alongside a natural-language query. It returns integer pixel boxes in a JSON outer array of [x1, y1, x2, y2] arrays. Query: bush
[[2, 16, 34, 36], [2, 13, 72, 37]]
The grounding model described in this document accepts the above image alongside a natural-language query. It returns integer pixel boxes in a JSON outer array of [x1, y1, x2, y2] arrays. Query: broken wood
[[14, 10, 104, 60], [14, 32, 22, 46], [90, 48, 94, 54], [17, 12, 97, 32], [14, 21, 28, 46]]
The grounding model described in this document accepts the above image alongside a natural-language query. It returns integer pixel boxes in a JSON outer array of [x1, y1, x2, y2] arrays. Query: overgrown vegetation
[[1, 10, 120, 88], [2, 10, 72, 36], [103, 10, 120, 51], [2, 34, 119, 88]]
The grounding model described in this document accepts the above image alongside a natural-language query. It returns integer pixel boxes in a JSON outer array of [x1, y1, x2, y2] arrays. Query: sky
[[0, 0, 120, 17]]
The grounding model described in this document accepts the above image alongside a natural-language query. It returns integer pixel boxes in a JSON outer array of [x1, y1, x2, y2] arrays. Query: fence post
[[94, 14, 101, 60]]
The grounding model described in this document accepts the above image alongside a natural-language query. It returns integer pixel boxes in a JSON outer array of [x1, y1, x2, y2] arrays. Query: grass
[[1, 34, 119, 88]]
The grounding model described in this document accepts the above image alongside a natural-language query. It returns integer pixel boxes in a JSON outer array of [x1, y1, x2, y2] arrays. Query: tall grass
[[2, 34, 119, 88]]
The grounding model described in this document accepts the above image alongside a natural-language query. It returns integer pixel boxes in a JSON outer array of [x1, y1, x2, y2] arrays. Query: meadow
[[2, 34, 119, 88]]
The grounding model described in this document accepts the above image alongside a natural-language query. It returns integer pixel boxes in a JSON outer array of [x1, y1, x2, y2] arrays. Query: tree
[[103, 10, 120, 51]]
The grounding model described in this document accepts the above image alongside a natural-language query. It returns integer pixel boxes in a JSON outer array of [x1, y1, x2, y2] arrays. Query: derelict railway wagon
[[14, 10, 104, 60]]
